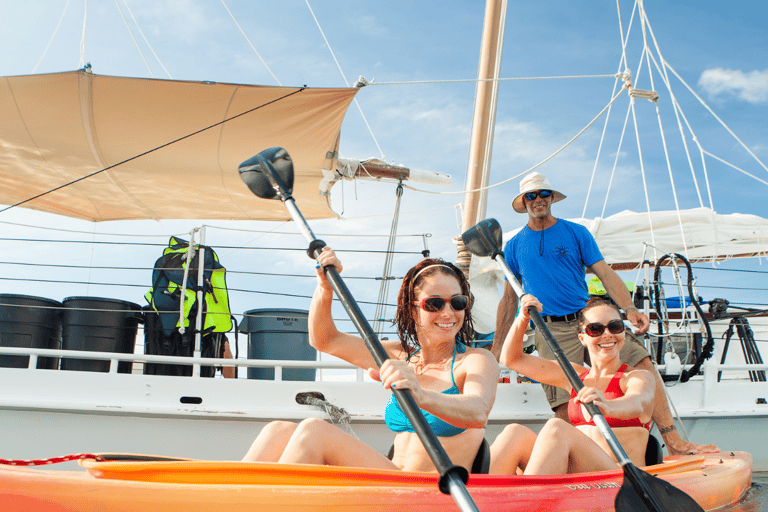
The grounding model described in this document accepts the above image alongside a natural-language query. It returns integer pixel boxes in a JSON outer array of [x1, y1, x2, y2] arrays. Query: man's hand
[[626, 307, 650, 334]]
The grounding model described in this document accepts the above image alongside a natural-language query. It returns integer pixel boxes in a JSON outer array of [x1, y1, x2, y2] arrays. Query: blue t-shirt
[[504, 219, 603, 316]]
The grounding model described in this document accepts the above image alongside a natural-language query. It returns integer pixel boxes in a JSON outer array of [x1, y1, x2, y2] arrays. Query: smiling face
[[412, 273, 465, 345], [578, 304, 625, 362], [523, 190, 553, 220]]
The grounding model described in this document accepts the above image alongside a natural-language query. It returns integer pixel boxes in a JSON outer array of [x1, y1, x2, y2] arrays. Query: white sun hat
[[511, 172, 566, 213]]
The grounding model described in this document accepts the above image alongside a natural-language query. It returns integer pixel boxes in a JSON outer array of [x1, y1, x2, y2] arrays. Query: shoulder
[[382, 339, 409, 361], [506, 227, 531, 251], [507, 229, 524, 246], [621, 367, 656, 392], [461, 346, 501, 373]]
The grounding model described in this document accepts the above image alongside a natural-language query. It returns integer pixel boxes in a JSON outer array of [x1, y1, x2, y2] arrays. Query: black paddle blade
[[615, 464, 705, 512], [238, 147, 295, 199], [461, 218, 503, 258]]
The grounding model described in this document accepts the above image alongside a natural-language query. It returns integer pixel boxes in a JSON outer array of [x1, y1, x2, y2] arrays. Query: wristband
[[624, 306, 638, 315]]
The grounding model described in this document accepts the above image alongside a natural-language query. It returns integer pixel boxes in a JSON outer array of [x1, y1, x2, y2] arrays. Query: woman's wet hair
[[395, 258, 475, 356], [577, 296, 622, 330]]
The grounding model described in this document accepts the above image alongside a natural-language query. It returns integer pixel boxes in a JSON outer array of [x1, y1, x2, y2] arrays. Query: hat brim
[[512, 190, 566, 213]]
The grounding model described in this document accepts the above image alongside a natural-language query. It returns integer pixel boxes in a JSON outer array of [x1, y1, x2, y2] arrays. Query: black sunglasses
[[523, 189, 552, 202], [582, 320, 625, 337], [412, 295, 469, 313]]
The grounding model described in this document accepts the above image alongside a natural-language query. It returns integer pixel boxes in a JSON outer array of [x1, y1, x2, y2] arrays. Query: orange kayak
[[0, 451, 751, 512]]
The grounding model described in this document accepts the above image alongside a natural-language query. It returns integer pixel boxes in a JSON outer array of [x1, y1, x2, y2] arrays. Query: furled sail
[[0, 70, 358, 221]]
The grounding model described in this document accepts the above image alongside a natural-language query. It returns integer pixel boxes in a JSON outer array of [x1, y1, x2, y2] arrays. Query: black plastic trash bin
[[0, 294, 62, 369], [241, 309, 316, 381], [60, 297, 142, 373]]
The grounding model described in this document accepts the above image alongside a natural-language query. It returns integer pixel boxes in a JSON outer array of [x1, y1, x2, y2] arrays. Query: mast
[[455, 0, 507, 276]]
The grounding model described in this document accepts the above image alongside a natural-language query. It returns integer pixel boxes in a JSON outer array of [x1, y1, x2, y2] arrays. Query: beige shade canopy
[[0, 70, 359, 221]]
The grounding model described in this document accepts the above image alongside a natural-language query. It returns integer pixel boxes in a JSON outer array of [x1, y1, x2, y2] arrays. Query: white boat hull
[[2, 345, 767, 470]]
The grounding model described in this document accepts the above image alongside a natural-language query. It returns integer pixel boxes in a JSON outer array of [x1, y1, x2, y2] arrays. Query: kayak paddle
[[239, 147, 480, 512], [460, 218, 705, 512]]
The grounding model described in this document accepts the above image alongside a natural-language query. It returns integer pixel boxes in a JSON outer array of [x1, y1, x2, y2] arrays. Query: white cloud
[[698, 68, 768, 104]]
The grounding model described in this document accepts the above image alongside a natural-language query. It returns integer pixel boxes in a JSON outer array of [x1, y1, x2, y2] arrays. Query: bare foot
[[666, 439, 720, 455]]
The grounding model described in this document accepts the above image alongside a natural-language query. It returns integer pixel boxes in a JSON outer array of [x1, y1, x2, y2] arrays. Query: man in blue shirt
[[493, 172, 718, 456]]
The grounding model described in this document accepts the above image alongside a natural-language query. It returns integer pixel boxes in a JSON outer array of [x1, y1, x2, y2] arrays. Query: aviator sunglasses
[[523, 189, 552, 202], [412, 295, 469, 313], [582, 319, 626, 337]]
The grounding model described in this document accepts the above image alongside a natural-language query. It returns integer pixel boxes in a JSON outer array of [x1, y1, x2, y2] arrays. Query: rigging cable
[[220, 0, 281, 86], [33, 0, 72, 73], [665, 63, 768, 178], [78, 0, 89, 69], [117, 0, 173, 79], [638, 8, 691, 261], [582, 0, 636, 219], [401, 84, 629, 196], [113, 0, 154, 77], [304, 0, 386, 161]]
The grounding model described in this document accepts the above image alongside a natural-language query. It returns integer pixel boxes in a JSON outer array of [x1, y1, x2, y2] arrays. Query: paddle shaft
[[491, 253, 671, 512], [262, 170, 477, 511]]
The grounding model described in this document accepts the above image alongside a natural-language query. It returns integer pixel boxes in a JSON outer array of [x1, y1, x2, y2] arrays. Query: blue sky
[[0, 0, 766, 335]]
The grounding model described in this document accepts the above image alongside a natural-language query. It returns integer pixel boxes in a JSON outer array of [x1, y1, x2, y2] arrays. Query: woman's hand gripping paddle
[[461, 218, 705, 512], [239, 147, 481, 512]]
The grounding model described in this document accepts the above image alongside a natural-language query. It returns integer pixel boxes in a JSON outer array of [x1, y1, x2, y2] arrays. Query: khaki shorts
[[534, 320, 650, 410]]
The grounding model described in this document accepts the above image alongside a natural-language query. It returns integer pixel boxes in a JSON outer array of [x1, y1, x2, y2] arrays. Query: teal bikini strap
[[407, 342, 466, 389]]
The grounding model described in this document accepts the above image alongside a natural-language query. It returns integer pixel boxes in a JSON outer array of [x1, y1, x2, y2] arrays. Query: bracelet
[[659, 424, 676, 435], [624, 306, 639, 315]]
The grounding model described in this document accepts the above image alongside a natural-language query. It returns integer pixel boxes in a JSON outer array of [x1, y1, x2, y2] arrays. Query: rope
[[366, 74, 620, 86], [586, 0, 636, 219], [641, 31, 707, 208], [403, 86, 628, 196], [372, 183, 403, 336], [78, 0, 89, 69], [220, 0, 281, 86], [0, 454, 104, 466], [118, 0, 173, 79], [663, 64, 768, 177], [33, 0, 72, 73], [114, 0, 154, 77], [639, 33, 691, 262], [299, 395, 359, 439], [304, 0, 386, 160], [701, 150, 768, 187]]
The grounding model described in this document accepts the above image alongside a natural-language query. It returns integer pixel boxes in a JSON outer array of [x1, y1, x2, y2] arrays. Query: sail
[[468, 207, 768, 333], [0, 70, 358, 221], [572, 208, 768, 270]]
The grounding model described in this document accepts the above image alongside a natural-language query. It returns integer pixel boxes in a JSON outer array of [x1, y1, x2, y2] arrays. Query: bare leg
[[634, 357, 719, 455], [241, 421, 297, 462], [279, 418, 399, 469], [524, 418, 617, 475], [489, 423, 537, 474]]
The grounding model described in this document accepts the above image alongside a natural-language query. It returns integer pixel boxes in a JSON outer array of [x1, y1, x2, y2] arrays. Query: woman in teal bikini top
[[242, 249, 499, 473], [384, 343, 467, 437]]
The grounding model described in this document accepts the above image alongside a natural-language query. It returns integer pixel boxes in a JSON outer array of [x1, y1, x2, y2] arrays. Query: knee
[[540, 417, 571, 436], [260, 420, 297, 438], [498, 424, 537, 445], [294, 417, 331, 436]]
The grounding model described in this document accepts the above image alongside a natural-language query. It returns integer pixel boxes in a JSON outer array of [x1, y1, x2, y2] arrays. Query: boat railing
[[0, 345, 365, 381], [7, 343, 768, 388]]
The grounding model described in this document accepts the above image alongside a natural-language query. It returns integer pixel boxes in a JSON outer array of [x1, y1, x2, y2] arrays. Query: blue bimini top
[[384, 342, 467, 437]]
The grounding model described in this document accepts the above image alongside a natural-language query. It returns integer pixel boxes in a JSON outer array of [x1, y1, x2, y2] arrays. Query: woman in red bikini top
[[568, 363, 651, 430], [491, 296, 655, 475]]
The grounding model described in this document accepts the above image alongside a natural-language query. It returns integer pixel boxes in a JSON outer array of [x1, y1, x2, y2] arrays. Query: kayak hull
[[0, 451, 751, 512]]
